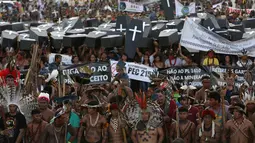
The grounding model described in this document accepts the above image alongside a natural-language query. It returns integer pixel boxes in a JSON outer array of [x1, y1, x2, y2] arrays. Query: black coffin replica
[[137, 37, 153, 49], [63, 34, 87, 48], [0, 22, 12, 33], [37, 23, 54, 33], [158, 29, 179, 46], [150, 22, 166, 39], [62, 17, 84, 31], [66, 29, 86, 35], [51, 31, 65, 49], [228, 29, 243, 41], [229, 23, 245, 33], [215, 30, 230, 40], [160, 0, 174, 20], [1, 30, 19, 49], [243, 29, 255, 39], [86, 18, 100, 27], [243, 19, 255, 29], [217, 18, 229, 29], [166, 19, 184, 31], [115, 16, 131, 33], [84, 27, 97, 34], [125, 19, 143, 58], [202, 17, 220, 30], [29, 27, 48, 46], [20, 38, 36, 50], [141, 18, 151, 38], [11, 22, 26, 31], [101, 35, 123, 48], [98, 23, 114, 31], [85, 31, 107, 48]]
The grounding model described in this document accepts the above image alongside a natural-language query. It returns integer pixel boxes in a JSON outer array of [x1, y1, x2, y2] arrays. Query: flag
[[175, 0, 195, 17]]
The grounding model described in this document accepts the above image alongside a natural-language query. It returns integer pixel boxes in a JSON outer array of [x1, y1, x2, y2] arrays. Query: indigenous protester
[[208, 91, 232, 126], [26, 109, 48, 143], [130, 93, 164, 143], [223, 103, 255, 143], [37, 92, 54, 123], [78, 100, 108, 143], [106, 103, 128, 143], [170, 106, 196, 143], [195, 109, 221, 143], [41, 108, 76, 143]]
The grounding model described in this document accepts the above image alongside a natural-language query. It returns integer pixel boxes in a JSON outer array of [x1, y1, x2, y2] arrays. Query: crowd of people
[[0, 0, 254, 143]]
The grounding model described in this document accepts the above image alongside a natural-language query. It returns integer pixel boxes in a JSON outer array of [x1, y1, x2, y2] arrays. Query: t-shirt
[[202, 58, 219, 66], [66, 112, 80, 143], [5, 112, 27, 142]]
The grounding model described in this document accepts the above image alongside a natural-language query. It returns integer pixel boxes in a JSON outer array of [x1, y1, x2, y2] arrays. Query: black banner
[[62, 62, 111, 84], [160, 66, 247, 87]]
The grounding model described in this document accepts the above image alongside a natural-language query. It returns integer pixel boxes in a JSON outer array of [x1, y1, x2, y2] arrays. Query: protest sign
[[160, 66, 209, 86], [118, 1, 144, 12], [160, 65, 247, 87], [175, 0, 195, 17], [180, 18, 255, 57], [110, 60, 156, 82], [48, 53, 72, 65], [62, 62, 111, 84]]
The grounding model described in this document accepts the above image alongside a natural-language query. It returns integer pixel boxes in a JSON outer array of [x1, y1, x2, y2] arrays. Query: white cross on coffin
[[23, 35, 28, 39], [152, 26, 158, 30], [64, 24, 72, 32], [95, 31, 105, 35], [75, 29, 84, 31], [37, 28, 42, 32], [166, 0, 171, 7], [208, 27, 214, 31], [102, 23, 110, 28], [142, 22, 150, 32], [247, 31, 255, 35], [116, 24, 126, 32], [7, 30, 12, 35], [163, 29, 177, 33], [167, 22, 175, 25], [129, 26, 142, 41]]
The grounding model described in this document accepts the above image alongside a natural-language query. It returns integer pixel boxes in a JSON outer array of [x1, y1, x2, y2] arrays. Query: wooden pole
[[176, 106, 180, 138]]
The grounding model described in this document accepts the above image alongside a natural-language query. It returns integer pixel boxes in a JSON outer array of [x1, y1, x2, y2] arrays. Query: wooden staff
[[176, 106, 180, 138], [221, 87, 226, 127], [122, 128, 127, 143], [63, 81, 65, 97]]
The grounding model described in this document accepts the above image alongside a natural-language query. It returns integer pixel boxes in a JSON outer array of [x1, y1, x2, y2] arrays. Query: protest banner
[[48, 53, 72, 65], [118, 1, 144, 12], [175, 0, 195, 17], [160, 65, 247, 87], [62, 62, 111, 84], [160, 66, 209, 86], [110, 60, 156, 82], [180, 18, 255, 57]]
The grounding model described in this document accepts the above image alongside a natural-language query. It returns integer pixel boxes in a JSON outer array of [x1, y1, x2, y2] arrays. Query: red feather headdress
[[201, 109, 216, 119], [135, 92, 147, 110]]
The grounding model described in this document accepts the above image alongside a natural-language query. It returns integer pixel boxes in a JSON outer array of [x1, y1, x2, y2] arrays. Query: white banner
[[110, 60, 156, 82], [180, 18, 255, 57], [48, 53, 72, 65], [175, 0, 195, 17], [118, 1, 144, 12]]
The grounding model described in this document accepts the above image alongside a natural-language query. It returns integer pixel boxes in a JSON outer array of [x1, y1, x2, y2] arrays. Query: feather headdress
[[0, 84, 37, 121], [125, 92, 163, 129]]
